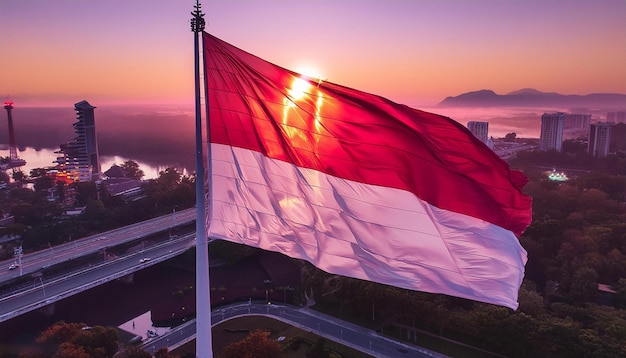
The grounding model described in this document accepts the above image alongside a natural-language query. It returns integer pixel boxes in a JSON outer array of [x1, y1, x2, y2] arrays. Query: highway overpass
[[0, 208, 198, 323], [142, 302, 447, 358], [1, 208, 195, 284], [0, 208, 446, 357]]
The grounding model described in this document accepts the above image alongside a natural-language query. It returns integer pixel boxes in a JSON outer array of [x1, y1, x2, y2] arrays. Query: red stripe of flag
[[204, 33, 531, 237]]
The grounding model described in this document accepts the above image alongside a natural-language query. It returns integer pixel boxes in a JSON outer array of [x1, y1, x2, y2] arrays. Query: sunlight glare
[[288, 77, 311, 102]]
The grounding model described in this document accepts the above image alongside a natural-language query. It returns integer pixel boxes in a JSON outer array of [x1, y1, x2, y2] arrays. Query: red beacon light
[[4, 101, 14, 107]]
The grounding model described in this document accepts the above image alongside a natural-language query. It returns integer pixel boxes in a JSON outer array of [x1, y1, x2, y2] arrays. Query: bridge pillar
[[119, 273, 135, 284]]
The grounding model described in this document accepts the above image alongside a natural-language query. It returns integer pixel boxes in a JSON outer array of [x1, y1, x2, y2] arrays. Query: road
[[0, 208, 195, 283], [143, 303, 448, 358], [1, 206, 445, 356], [0, 234, 195, 323]]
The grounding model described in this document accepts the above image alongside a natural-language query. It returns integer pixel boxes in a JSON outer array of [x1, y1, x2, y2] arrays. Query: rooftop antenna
[[191, 1, 213, 357]]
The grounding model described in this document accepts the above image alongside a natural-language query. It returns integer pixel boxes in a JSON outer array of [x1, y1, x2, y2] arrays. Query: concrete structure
[[540, 112, 565, 151], [588, 122, 612, 158], [54, 100, 101, 182], [467, 121, 489, 144]]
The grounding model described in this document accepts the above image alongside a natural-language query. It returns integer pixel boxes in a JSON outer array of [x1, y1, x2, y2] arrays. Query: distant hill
[[438, 88, 626, 109]]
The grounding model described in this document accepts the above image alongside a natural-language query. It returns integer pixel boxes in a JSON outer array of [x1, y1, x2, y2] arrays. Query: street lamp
[[13, 245, 23, 276], [33, 273, 45, 297]]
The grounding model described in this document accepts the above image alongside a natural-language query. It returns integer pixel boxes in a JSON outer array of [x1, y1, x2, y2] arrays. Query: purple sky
[[1, 0, 625, 107]]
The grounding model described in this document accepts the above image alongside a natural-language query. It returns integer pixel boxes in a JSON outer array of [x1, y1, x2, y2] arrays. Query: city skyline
[[0, 0, 625, 108]]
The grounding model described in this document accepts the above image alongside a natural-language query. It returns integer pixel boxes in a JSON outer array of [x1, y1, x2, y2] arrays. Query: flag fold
[[203, 32, 532, 309]]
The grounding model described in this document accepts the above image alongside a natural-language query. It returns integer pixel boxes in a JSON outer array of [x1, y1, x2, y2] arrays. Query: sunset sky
[[1, 0, 625, 108]]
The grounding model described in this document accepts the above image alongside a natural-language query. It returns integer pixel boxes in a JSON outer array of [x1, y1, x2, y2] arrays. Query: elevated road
[[143, 303, 447, 358], [0, 208, 445, 357], [0, 208, 195, 283], [0, 233, 195, 323]]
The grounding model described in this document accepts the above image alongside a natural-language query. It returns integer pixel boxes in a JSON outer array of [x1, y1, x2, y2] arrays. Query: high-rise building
[[588, 122, 612, 158], [55, 100, 101, 182], [563, 114, 591, 129], [540, 112, 564, 151], [607, 111, 626, 124], [467, 121, 489, 144], [610, 123, 626, 153], [563, 113, 591, 140]]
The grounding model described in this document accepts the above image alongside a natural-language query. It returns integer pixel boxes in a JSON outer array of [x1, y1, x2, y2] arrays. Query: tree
[[34, 321, 119, 358], [210, 240, 258, 265], [158, 167, 182, 190], [517, 284, 545, 316], [73, 181, 98, 206], [221, 329, 282, 358], [34, 175, 54, 192], [12, 169, 26, 182], [504, 132, 517, 140], [536, 315, 582, 357], [55, 342, 90, 358], [0, 170, 9, 183], [121, 160, 145, 180], [113, 345, 151, 358], [30, 167, 48, 179], [569, 267, 599, 303], [57, 180, 67, 204], [83, 200, 106, 221], [614, 278, 626, 309]]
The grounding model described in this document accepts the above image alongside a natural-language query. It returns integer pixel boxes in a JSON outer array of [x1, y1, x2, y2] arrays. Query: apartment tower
[[540, 112, 565, 151], [55, 100, 101, 182], [588, 123, 612, 158]]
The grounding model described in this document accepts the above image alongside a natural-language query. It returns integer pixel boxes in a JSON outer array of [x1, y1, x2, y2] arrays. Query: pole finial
[[191, 0, 206, 33]]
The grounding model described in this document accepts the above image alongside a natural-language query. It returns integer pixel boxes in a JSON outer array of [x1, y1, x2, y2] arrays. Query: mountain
[[438, 88, 626, 109]]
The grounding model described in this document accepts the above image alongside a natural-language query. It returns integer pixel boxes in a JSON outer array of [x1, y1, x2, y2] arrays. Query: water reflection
[[2, 105, 196, 178], [1, 147, 189, 180]]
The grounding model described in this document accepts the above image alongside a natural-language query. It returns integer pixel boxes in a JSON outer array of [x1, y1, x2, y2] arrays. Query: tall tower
[[540, 113, 565, 152], [3, 101, 26, 169], [54, 100, 101, 182], [588, 122, 612, 158], [4, 101, 18, 160]]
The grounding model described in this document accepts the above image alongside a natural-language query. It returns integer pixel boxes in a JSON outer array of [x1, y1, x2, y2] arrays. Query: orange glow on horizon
[[0, 2, 624, 108]]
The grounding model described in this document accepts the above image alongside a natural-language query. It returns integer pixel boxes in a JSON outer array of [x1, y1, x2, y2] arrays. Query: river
[[1, 104, 197, 179], [0, 104, 558, 181]]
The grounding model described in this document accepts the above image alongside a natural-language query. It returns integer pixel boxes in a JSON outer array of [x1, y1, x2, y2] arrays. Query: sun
[[294, 65, 323, 82]]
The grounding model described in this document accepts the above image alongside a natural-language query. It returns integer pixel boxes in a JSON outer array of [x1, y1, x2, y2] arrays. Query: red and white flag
[[203, 32, 532, 309]]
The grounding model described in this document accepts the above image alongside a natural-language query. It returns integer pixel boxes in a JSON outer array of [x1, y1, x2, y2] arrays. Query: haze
[[1, 0, 625, 108]]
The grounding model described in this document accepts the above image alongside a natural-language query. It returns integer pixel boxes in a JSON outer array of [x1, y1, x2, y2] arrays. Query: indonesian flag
[[203, 32, 531, 309]]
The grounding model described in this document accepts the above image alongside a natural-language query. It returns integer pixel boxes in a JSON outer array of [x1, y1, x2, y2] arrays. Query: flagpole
[[191, 1, 212, 357]]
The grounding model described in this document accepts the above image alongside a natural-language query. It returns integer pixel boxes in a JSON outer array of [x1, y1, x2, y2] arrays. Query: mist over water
[[0, 103, 617, 178], [429, 107, 543, 138], [1, 104, 195, 179]]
